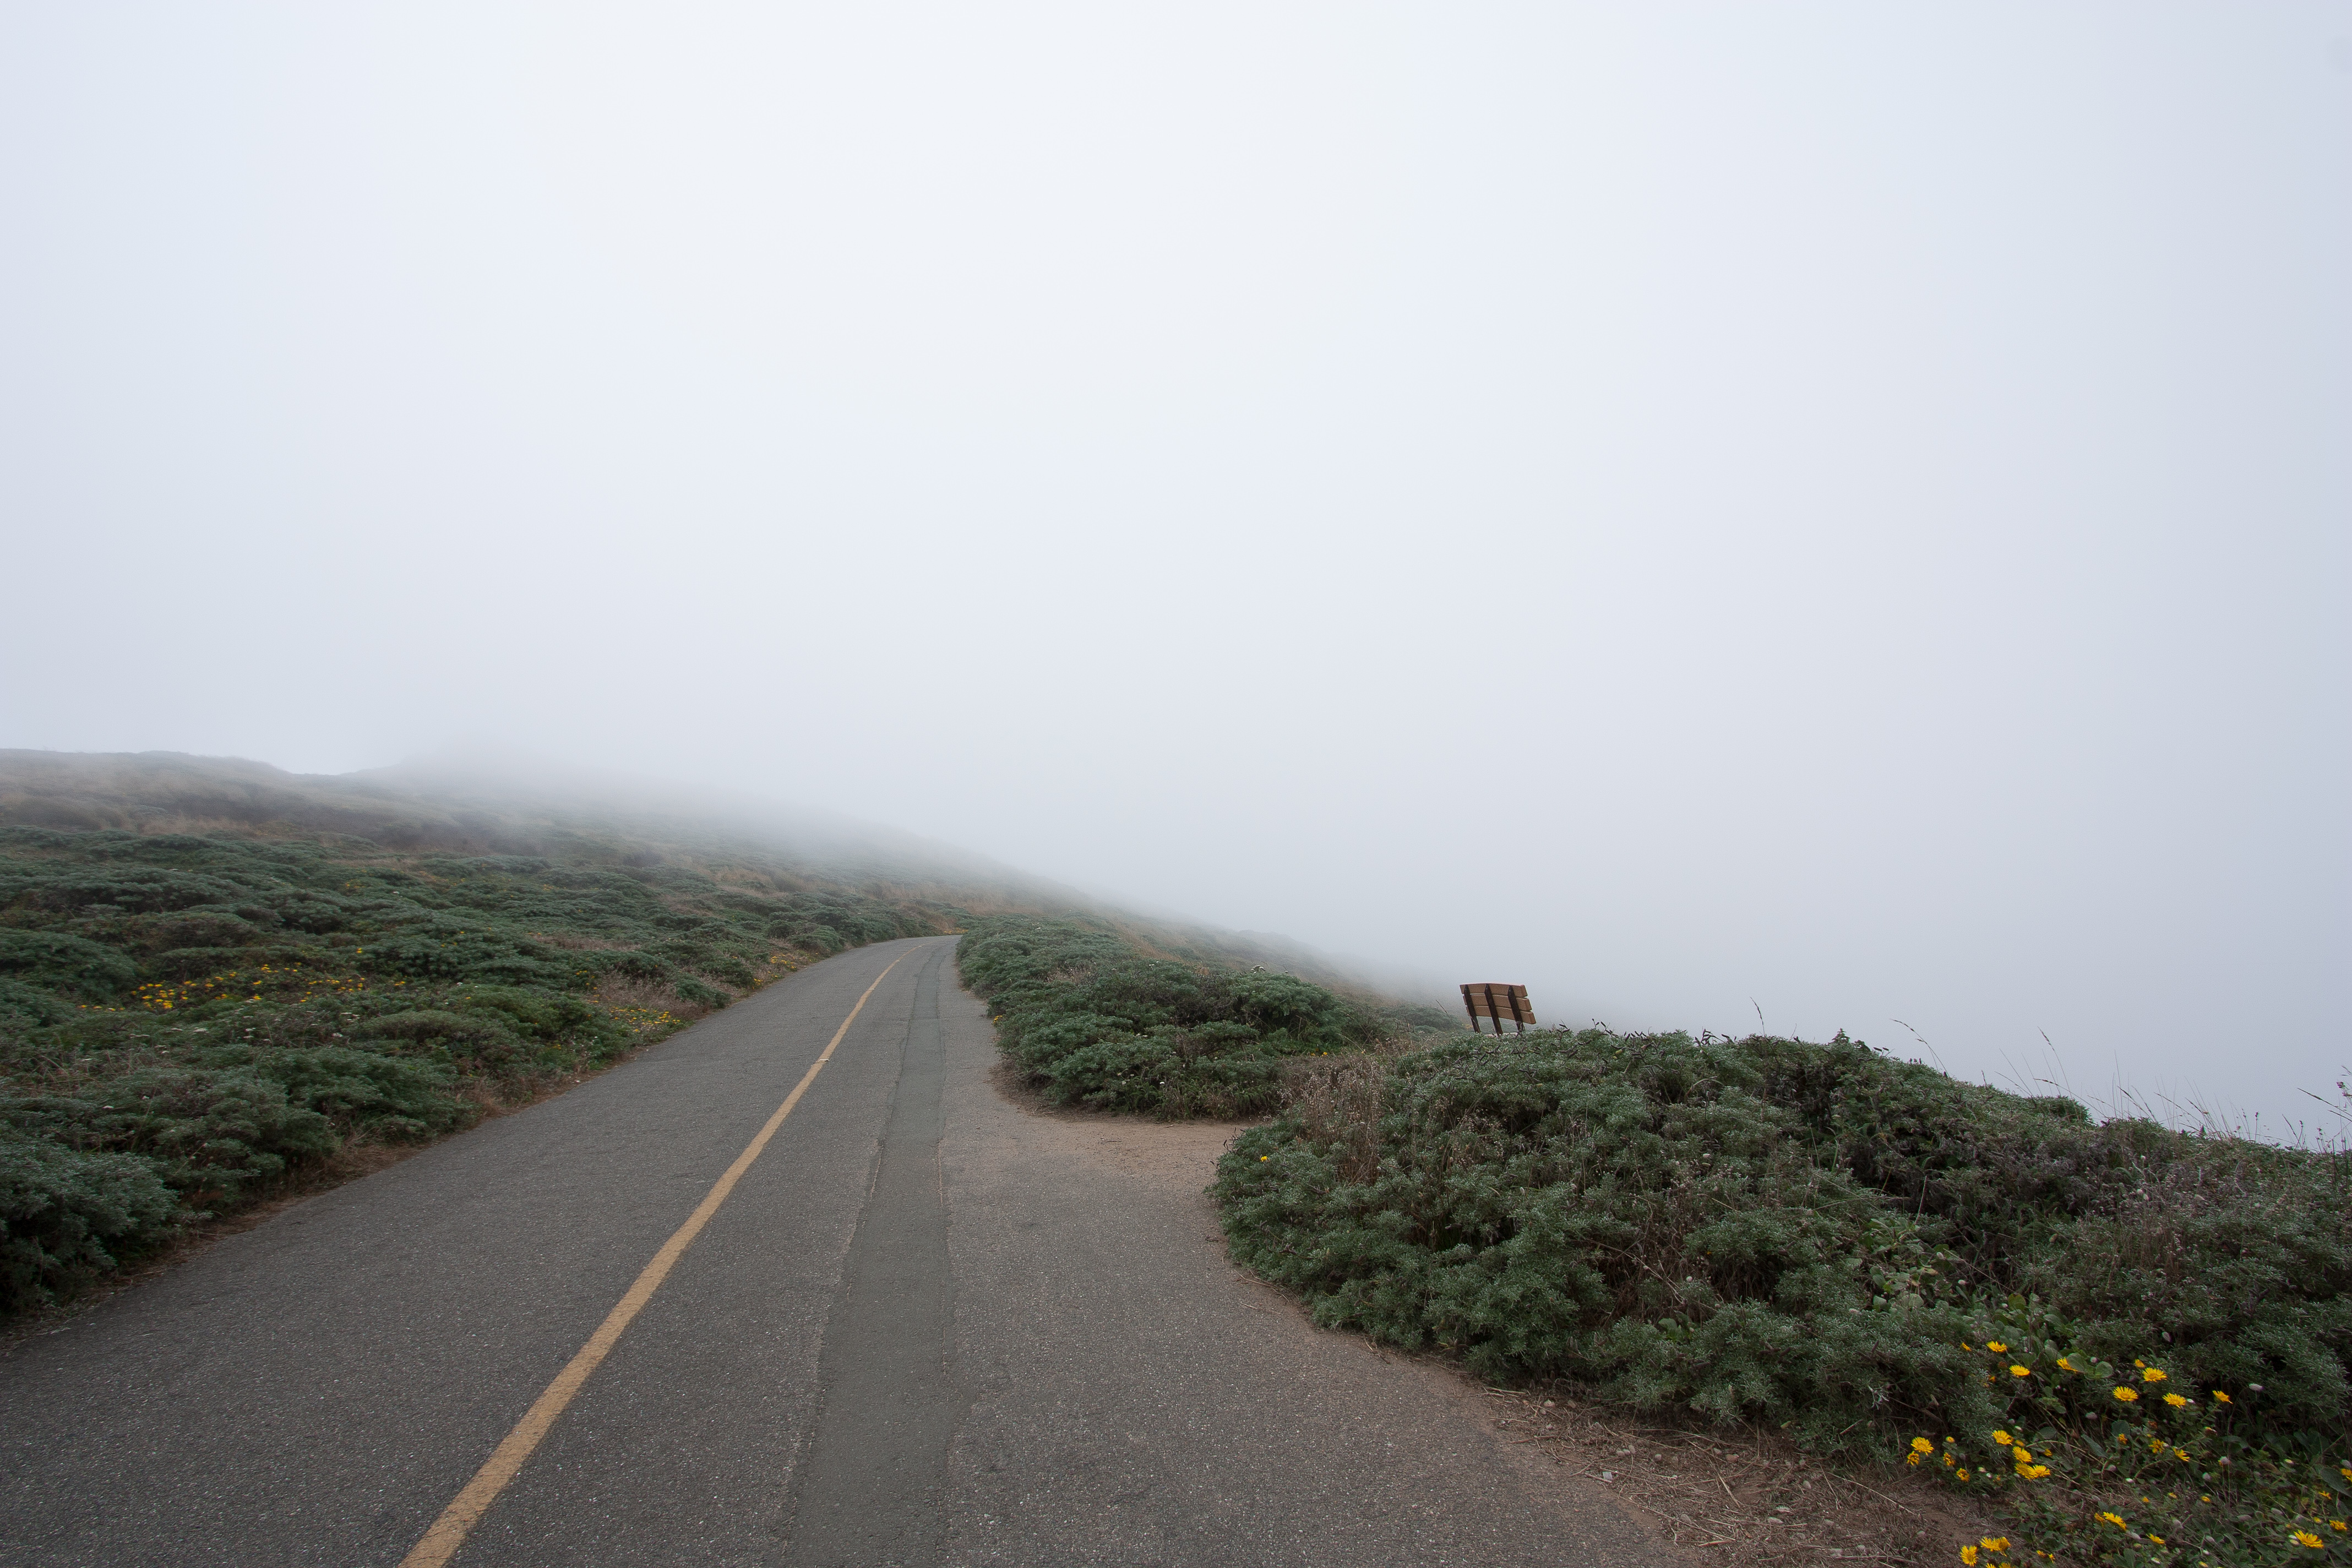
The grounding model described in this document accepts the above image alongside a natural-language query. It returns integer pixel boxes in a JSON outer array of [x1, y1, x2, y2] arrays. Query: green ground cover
[[0, 824, 955, 1313], [955, 916, 1457, 1118], [1213, 1028, 2351, 1566]]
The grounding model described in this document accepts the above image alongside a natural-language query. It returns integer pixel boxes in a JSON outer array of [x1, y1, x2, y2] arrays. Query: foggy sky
[[4, 4, 2346, 1131]]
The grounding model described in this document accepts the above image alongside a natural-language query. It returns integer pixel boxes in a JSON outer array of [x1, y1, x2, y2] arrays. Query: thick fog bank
[[3, 6, 2343, 1133]]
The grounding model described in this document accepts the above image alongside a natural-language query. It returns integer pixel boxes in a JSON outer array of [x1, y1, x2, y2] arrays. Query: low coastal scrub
[[956, 916, 1453, 1118], [1, 824, 953, 1312], [1213, 1028, 2350, 1565]]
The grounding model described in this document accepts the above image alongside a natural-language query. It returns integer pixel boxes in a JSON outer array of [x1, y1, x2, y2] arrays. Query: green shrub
[[145, 945, 264, 981], [2, 1069, 337, 1204], [584, 950, 673, 983], [121, 908, 264, 953], [700, 956, 758, 989], [0, 978, 72, 1029], [2021, 1139, 2352, 1426], [197, 1045, 467, 1141], [671, 976, 730, 1009], [0, 1128, 178, 1310], [449, 985, 603, 1042], [1894, 1297, 2352, 1565], [1038, 1029, 1184, 1112], [958, 917, 1388, 1118], [356, 1009, 533, 1074], [0, 930, 139, 1000], [1213, 1028, 2351, 1461]]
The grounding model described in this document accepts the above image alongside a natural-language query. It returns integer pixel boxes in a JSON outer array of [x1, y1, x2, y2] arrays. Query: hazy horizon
[[5, 6, 2345, 1134]]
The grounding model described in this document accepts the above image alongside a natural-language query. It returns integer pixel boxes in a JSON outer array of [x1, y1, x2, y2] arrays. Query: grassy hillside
[[0, 747, 1058, 890], [0, 751, 1075, 1315], [0, 750, 1417, 1319], [1215, 1028, 2351, 1566]]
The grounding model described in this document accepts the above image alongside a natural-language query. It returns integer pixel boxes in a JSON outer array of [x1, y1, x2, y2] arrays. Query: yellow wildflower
[[2098, 1512, 2125, 1528], [1988, 1342, 2008, 1354], [2056, 1357, 2077, 1372], [2175, 1448, 2190, 1461], [2012, 1446, 2033, 1464], [2114, 1386, 2139, 1402], [2010, 1364, 2032, 1378], [1981, 1540, 2009, 1553], [2293, 1530, 2323, 1549], [1991, 1431, 2013, 1446], [1955, 1468, 1969, 1482], [1961, 1548, 1979, 1566], [2148, 1534, 2165, 1545], [2143, 1366, 2167, 1382], [1914, 1437, 1936, 1453], [2331, 1520, 2348, 1532], [2164, 1392, 2190, 1407], [2212, 1391, 2231, 1403]]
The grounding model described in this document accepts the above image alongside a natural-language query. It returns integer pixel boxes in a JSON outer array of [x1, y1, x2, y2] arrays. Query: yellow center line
[[398, 950, 913, 1568]]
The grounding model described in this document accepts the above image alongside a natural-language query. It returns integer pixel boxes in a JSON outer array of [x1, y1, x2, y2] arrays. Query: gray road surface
[[0, 938, 1664, 1566]]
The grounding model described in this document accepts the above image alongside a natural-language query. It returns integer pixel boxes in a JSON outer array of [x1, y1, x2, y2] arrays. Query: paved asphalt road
[[1, 938, 1664, 1566]]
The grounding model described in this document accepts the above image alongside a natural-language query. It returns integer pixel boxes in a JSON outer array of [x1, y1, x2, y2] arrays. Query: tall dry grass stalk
[[591, 973, 714, 1020], [1278, 1050, 1396, 1183]]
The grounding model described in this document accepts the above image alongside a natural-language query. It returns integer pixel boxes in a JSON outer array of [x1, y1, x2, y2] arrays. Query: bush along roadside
[[1213, 1027, 2351, 1566], [955, 916, 1453, 1118], [0, 825, 957, 1314]]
